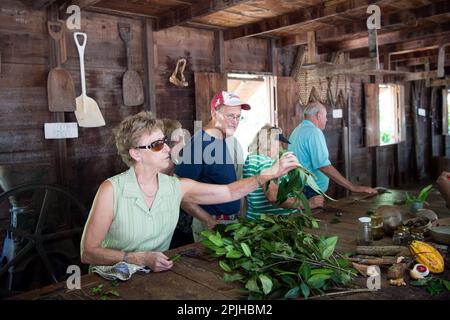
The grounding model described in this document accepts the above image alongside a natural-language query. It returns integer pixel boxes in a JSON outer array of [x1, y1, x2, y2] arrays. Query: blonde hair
[[248, 124, 282, 156], [161, 118, 182, 140], [115, 111, 163, 167]]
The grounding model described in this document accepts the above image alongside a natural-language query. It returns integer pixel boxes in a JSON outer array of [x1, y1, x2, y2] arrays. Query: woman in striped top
[[243, 124, 324, 220]]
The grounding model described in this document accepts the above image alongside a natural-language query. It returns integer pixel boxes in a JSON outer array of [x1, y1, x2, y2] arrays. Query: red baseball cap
[[210, 91, 251, 112]]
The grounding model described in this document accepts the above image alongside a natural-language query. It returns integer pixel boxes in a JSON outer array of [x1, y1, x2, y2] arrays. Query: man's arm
[[436, 171, 450, 208], [181, 202, 217, 229], [319, 164, 377, 194]]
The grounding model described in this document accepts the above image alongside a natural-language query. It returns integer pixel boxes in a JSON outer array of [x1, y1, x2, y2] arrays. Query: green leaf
[[300, 282, 310, 299], [226, 249, 243, 259], [319, 236, 338, 260], [299, 262, 311, 280], [280, 275, 297, 287], [106, 290, 120, 297], [284, 286, 300, 299], [240, 242, 252, 257], [200, 230, 214, 238], [258, 274, 273, 295], [245, 278, 261, 293], [219, 260, 232, 272], [223, 273, 244, 282], [442, 280, 450, 291], [215, 247, 227, 256], [225, 223, 241, 232], [209, 233, 224, 247], [170, 254, 181, 262], [310, 268, 334, 275], [307, 274, 331, 289]]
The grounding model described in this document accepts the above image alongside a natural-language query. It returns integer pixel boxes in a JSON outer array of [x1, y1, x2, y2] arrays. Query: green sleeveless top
[[101, 167, 181, 253]]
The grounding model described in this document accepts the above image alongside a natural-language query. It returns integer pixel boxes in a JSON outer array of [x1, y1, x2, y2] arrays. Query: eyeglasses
[[222, 113, 243, 121], [136, 136, 168, 152]]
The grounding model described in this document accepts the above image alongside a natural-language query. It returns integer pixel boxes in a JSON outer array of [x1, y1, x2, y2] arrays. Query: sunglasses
[[136, 136, 168, 152]]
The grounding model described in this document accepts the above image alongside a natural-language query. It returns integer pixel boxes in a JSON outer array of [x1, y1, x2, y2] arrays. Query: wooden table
[[10, 190, 450, 300]]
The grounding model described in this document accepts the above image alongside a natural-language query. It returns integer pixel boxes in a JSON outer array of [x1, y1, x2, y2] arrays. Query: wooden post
[[267, 38, 277, 74], [143, 18, 156, 115], [47, 4, 68, 187], [307, 31, 317, 64], [214, 30, 224, 74]]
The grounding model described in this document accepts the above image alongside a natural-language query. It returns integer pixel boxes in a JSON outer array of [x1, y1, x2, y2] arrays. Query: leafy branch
[[202, 215, 356, 300]]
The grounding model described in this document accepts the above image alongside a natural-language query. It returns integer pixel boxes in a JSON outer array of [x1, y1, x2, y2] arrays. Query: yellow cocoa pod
[[409, 240, 444, 273]]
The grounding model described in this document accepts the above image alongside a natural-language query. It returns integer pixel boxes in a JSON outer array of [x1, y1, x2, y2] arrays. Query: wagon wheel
[[0, 184, 88, 294]]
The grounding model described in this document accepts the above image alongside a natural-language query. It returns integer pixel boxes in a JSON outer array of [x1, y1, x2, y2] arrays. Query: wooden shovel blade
[[123, 70, 144, 106], [47, 68, 76, 112], [75, 95, 106, 127]]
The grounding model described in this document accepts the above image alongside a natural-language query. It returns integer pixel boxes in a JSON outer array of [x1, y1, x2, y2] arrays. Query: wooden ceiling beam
[[281, 0, 450, 47], [223, 0, 385, 41], [70, 0, 103, 8], [347, 33, 450, 59], [320, 22, 450, 53], [157, 0, 253, 31]]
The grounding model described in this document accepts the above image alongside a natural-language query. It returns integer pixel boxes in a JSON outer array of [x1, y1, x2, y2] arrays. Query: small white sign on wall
[[44, 122, 78, 139], [417, 108, 426, 117], [332, 109, 343, 118]]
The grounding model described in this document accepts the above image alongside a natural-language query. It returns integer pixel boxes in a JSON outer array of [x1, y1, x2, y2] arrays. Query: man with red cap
[[175, 91, 250, 242]]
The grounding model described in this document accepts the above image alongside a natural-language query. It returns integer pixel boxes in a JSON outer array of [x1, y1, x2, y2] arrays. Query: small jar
[[371, 213, 384, 240], [357, 217, 373, 245], [392, 226, 411, 245]]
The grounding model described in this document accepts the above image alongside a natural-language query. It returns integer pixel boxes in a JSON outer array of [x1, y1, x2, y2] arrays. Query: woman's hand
[[309, 195, 324, 209], [139, 252, 173, 272], [262, 152, 300, 180]]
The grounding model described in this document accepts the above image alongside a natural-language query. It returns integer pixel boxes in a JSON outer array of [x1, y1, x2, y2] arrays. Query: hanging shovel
[[118, 23, 144, 106], [47, 21, 76, 112], [74, 32, 105, 127]]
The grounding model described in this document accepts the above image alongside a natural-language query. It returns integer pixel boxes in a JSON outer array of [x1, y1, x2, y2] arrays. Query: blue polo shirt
[[288, 120, 331, 192], [175, 130, 240, 216]]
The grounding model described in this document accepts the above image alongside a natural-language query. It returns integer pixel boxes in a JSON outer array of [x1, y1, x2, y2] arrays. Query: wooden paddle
[[73, 32, 105, 127], [118, 23, 144, 106], [47, 21, 76, 112]]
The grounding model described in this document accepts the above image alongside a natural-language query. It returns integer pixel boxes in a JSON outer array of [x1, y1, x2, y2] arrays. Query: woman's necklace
[[138, 182, 157, 198]]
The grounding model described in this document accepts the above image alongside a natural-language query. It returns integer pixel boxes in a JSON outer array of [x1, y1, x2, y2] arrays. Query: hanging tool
[[74, 32, 105, 127]]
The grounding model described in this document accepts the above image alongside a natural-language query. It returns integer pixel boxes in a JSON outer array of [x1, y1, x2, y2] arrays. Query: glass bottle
[[371, 213, 384, 240], [392, 226, 411, 245], [357, 217, 373, 245]]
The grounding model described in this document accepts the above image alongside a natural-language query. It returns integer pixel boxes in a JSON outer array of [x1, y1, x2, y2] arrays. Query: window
[[379, 84, 399, 146], [443, 89, 450, 135], [228, 73, 275, 158], [365, 83, 406, 147]]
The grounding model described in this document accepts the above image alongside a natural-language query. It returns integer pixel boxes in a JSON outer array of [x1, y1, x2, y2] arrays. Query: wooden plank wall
[[0, 0, 284, 208], [1, 0, 448, 207]]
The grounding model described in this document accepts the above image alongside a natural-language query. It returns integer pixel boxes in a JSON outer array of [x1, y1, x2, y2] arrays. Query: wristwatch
[[123, 251, 129, 263]]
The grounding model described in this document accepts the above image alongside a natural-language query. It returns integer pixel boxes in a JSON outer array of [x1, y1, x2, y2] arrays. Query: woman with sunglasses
[[81, 112, 300, 272]]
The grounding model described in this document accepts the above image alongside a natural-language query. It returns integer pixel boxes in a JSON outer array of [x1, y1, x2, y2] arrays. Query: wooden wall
[[0, 0, 287, 208], [1, 0, 448, 208]]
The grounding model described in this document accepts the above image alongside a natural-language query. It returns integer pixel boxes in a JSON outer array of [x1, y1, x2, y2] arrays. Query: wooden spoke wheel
[[0, 184, 88, 296]]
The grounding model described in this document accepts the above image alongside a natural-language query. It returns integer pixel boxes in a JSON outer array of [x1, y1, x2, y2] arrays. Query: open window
[[443, 89, 450, 135], [365, 83, 406, 147]]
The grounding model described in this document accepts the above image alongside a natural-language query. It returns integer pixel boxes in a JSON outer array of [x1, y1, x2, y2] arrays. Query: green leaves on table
[[90, 281, 121, 300], [410, 276, 450, 295], [201, 215, 355, 300]]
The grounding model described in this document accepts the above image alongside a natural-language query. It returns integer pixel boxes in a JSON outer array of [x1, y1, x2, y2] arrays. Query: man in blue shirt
[[175, 91, 248, 241], [289, 101, 377, 196]]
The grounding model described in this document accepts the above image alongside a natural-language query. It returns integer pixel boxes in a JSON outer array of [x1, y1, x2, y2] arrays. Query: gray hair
[[303, 101, 325, 119]]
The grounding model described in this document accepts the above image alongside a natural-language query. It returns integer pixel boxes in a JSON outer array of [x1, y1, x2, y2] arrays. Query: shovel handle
[[74, 32, 88, 95], [118, 23, 132, 70], [48, 21, 63, 41], [118, 23, 131, 43]]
